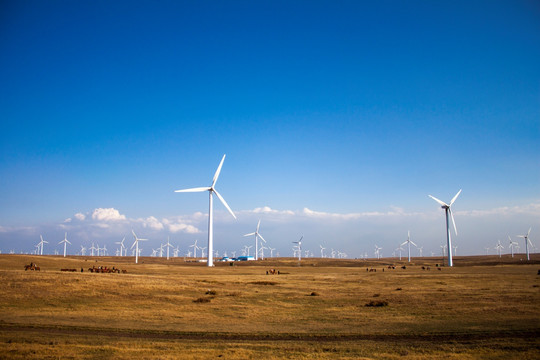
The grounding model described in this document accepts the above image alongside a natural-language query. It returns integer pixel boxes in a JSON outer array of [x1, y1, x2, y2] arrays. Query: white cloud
[[64, 218, 72, 223], [140, 216, 164, 231], [74, 213, 86, 221], [162, 218, 200, 234], [92, 208, 126, 222], [455, 202, 540, 217]]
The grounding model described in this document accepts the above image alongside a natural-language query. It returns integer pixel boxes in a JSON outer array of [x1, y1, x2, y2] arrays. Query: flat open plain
[[0, 254, 539, 359]]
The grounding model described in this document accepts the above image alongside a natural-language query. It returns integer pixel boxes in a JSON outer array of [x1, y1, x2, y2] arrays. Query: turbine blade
[[410, 240, 418, 247], [212, 154, 226, 187], [256, 219, 261, 232], [213, 189, 236, 219], [429, 195, 448, 207], [244, 232, 256, 237], [175, 187, 211, 193], [258, 233, 267, 243], [450, 189, 462, 206], [527, 227, 532, 236], [400, 241, 408, 246], [449, 208, 458, 235], [66, 240, 71, 244], [131, 240, 137, 249]]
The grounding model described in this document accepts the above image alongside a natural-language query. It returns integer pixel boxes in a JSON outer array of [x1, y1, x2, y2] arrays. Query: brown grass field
[[0, 254, 539, 359]]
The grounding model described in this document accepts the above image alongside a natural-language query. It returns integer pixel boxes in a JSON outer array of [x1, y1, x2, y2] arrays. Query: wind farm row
[[2, 155, 536, 265]]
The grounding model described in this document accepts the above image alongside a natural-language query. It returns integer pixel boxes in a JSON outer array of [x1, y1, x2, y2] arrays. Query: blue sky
[[1, 1, 539, 258]]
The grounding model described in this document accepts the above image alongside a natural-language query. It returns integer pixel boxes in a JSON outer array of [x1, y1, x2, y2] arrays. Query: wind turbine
[[293, 236, 303, 261], [80, 245, 87, 256], [244, 220, 266, 260], [429, 189, 461, 267], [89, 242, 96, 256], [417, 246, 423, 257], [131, 230, 147, 264], [115, 237, 126, 257], [374, 245, 382, 259], [58, 232, 71, 257], [37, 235, 48, 255], [175, 154, 236, 267], [400, 230, 417, 262], [516, 228, 533, 261], [495, 240, 504, 258], [189, 239, 199, 258], [319, 245, 326, 258], [164, 237, 173, 260], [508, 236, 519, 258], [395, 245, 404, 260]]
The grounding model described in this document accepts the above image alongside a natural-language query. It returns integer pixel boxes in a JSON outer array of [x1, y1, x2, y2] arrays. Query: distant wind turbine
[[516, 228, 533, 261], [244, 220, 266, 261], [115, 237, 126, 257], [374, 245, 382, 259], [429, 189, 461, 267], [165, 237, 173, 260], [175, 154, 236, 267], [319, 245, 326, 258], [293, 236, 303, 261], [58, 232, 71, 257], [508, 236, 518, 258], [37, 235, 48, 255], [495, 240, 504, 258], [189, 239, 199, 258], [400, 231, 417, 262], [131, 230, 147, 264]]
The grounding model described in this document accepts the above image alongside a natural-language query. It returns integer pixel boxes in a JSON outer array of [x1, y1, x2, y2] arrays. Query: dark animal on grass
[[24, 264, 40, 271], [60, 269, 77, 272]]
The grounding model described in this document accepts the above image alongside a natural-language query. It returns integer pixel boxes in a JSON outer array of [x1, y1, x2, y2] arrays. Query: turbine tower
[[131, 230, 147, 264], [508, 236, 518, 258], [243, 220, 266, 260], [37, 235, 48, 255], [516, 227, 532, 261], [293, 236, 303, 261], [429, 189, 461, 267], [400, 230, 417, 262], [115, 237, 126, 256], [58, 232, 71, 257], [165, 237, 173, 260], [175, 154, 236, 267]]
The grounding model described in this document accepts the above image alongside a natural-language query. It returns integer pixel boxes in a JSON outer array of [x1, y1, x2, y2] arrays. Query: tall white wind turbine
[[516, 227, 533, 261], [374, 245, 382, 259], [115, 237, 126, 257], [429, 189, 461, 267], [293, 236, 303, 261], [175, 154, 236, 267], [38, 235, 48, 255], [243, 220, 266, 261], [165, 237, 173, 260], [189, 239, 199, 258], [131, 230, 147, 264], [400, 231, 417, 262], [319, 245, 326, 258], [58, 232, 71, 258], [508, 236, 519, 258]]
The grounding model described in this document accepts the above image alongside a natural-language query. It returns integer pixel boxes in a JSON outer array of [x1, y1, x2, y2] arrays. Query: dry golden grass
[[0, 254, 539, 359]]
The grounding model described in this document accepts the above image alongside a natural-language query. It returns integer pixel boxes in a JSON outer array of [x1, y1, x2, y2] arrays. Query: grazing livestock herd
[[24, 263, 127, 273]]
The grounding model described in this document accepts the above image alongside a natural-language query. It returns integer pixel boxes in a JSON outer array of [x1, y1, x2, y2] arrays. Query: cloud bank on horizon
[[1, 200, 538, 257]]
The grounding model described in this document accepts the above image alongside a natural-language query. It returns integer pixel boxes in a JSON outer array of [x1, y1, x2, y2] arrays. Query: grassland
[[0, 254, 539, 359]]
